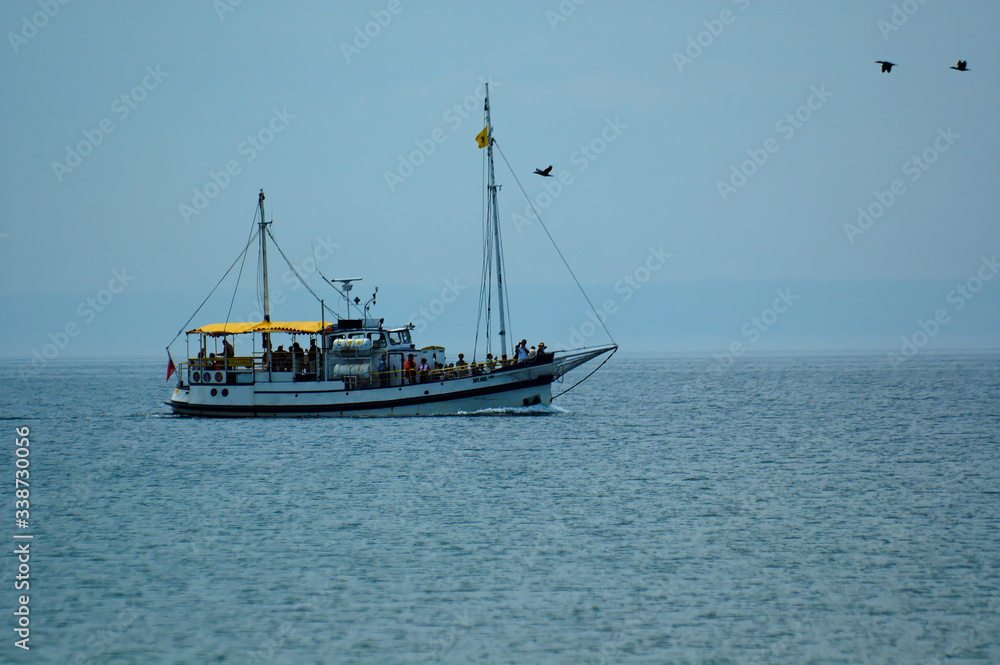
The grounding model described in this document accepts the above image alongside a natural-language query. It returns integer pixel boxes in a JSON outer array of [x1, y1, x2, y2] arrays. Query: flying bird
[[875, 61, 897, 73], [950, 60, 969, 71], [534, 165, 553, 177]]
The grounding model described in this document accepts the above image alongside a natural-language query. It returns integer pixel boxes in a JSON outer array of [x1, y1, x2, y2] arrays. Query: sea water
[[1, 354, 998, 663]]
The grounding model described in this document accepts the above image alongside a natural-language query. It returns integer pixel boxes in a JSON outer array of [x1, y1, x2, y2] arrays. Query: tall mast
[[484, 84, 508, 358], [258, 189, 271, 322]]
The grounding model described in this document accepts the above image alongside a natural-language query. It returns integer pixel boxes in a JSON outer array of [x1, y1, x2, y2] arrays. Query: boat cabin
[[181, 318, 457, 390]]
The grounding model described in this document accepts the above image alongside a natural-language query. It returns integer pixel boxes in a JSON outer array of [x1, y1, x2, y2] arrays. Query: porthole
[[210, 388, 218, 396], [221, 389, 229, 397]]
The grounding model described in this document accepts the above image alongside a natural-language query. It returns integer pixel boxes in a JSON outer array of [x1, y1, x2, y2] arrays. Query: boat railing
[[184, 353, 551, 388], [256, 351, 322, 375], [189, 356, 254, 371], [367, 354, 553, 388]]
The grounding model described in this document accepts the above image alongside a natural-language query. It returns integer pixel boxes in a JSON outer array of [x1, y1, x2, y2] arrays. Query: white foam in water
[[455, 403, 569, 416]]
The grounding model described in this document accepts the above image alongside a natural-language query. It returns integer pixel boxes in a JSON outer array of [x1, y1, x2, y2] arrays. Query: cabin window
[[368, 332, 387, 348], [388, 331, 404, 345], [401, 330, 411, 344]]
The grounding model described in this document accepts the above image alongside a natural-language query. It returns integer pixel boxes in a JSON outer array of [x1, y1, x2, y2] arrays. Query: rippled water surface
[[2, 355, 999, 663]]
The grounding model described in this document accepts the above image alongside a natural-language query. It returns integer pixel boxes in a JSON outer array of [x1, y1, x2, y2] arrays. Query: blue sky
[[1, 1, 998, 361]]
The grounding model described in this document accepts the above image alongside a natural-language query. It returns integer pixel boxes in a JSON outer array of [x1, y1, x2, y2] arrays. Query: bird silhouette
[[534, 165, 553, 177], [950, 60, 969, 71], [875, 61, 897, 73]]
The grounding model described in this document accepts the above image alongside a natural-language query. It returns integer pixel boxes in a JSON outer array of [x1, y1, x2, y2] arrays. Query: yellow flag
[[476, 126, 489, 149]]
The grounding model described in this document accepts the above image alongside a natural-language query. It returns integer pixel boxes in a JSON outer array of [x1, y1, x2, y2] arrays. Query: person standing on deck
[[378, 354, 388, 387], [308, 338, 319, 374], [404, 354, 416, 384], [516, 340, 529, 363]]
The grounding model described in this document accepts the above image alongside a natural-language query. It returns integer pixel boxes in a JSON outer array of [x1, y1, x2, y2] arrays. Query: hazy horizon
[[2, 2, 998, 368]]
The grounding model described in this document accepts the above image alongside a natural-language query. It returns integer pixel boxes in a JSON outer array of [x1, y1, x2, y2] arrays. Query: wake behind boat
[[166, 86, 616, 416]]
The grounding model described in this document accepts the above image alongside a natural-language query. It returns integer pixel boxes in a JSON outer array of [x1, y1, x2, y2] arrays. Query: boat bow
[[551, 344, 618, 380]]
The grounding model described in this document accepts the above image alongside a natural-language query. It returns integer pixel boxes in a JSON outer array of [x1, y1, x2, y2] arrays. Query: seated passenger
[[485, 353, 496, 372]]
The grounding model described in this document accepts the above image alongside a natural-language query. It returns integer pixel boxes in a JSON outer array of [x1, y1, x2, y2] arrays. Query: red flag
[[166, 353, 176, 381]]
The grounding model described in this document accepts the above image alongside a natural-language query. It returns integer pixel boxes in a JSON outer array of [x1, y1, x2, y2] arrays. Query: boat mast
[[484, 84, 508, 358], [258, 189, 271, 322]]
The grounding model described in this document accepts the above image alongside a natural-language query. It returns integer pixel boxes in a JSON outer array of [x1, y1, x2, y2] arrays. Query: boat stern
[[167, 386, 191, 412]]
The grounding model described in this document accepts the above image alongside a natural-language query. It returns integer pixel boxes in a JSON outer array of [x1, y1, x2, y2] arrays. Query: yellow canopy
[[187, 321, 328, 335]]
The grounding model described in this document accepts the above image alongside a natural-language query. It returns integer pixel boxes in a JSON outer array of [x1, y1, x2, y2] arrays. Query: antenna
[[329, 277, 362, 318]]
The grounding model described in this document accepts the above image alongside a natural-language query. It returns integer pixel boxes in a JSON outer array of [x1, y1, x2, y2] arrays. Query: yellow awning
[[187, 321, 328, 335]]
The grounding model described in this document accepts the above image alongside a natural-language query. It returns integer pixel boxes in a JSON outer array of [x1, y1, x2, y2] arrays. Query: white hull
[[168, 347, 611, 417]]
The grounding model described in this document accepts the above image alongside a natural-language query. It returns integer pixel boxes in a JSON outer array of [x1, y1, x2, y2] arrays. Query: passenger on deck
[[528, 346, 537, 361], [516, 340, 529, 363], [308, 338, 319, 369], [456, 353, 469, 377], [500, 354, 509, 368], [536, 342, 550, 363], [485, 353, 496, 372], [222, 337, 235, 358], [275, 345, 287, 371], [432, 362, 444, 381], [445, 363, 456, 379], [418, 357, 430, 383], [378, 354, 389, 387], [261, 333, 272, 369], [404, 354, 416, 384]]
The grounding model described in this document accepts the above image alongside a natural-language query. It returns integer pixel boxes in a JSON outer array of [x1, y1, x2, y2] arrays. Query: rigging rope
[[225, 202, 261, 328], [551, 347, 618, 400], [165, 228, 260, 349], [492, 140, 617, 347], [265, 227, 341, 319], [473, 144, 489, 361]]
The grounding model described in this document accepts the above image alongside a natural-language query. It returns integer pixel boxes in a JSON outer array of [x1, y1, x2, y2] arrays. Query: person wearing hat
[[535, 342, 548, 364]]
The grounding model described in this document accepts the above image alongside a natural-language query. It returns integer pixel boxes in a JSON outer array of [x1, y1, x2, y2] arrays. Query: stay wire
[[166, 227, 260, 348], [265, 226, 341, 319], [492, 140, 617, 346], [225, 203, 261, 328], [552, 348, 618, 400]]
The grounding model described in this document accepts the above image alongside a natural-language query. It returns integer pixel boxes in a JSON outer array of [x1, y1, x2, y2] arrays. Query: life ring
[[214, 371, 224, 383], [191, 371, 201, 383]]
